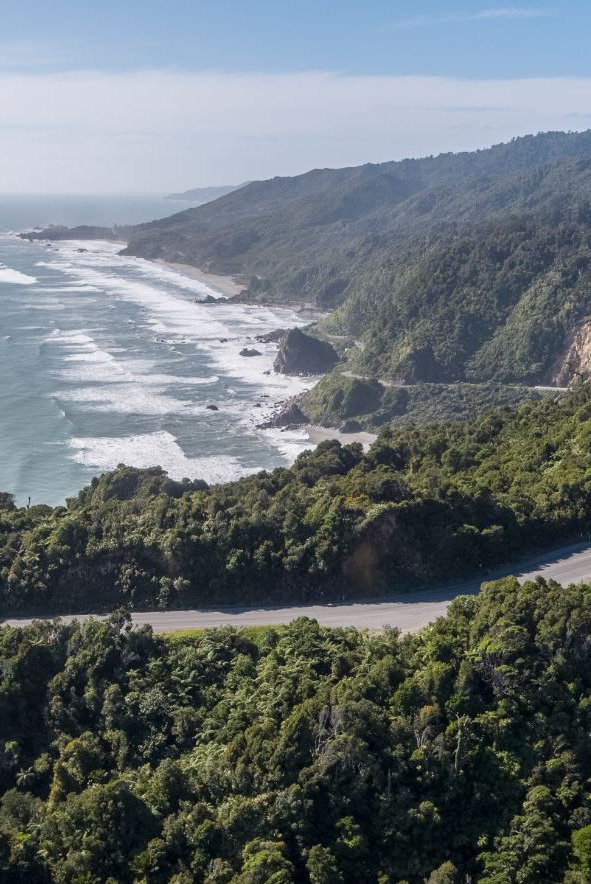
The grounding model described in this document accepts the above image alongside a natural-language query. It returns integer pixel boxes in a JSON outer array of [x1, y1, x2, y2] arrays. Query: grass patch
[[163, 624, 286, 646]]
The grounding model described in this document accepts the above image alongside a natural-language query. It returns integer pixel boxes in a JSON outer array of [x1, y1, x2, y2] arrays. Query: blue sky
[[1, 1, 585, 78], [1, 2, 590, 191]]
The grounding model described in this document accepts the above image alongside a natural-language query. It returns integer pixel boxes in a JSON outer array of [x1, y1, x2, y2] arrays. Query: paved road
[[341, 372, 569, 395], [3, 541, 591, 635]]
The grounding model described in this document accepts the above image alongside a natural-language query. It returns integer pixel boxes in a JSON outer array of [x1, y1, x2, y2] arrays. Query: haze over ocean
[[0, 196, 313, 506]]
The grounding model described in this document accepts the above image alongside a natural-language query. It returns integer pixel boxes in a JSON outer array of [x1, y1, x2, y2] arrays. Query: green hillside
[[324, 207, 591, 384], [25, 132, 591, 392], [121, 132, 591, 391], [301, 374, 546, 430], [119, 131, 591, 312], [3, 387, 591, 614]]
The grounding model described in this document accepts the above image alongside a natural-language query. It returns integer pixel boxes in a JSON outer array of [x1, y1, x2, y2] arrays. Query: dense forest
[[1, 577, 591, 881], [323, 207, 591, 385], [3, 387, 591, 615]]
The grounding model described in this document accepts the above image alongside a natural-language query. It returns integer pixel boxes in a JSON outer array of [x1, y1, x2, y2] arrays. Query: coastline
[[20, 234, 374, 466], [157, 258, 328, 320], [154, 259, 374, 453], [156, 259, 246, 297]]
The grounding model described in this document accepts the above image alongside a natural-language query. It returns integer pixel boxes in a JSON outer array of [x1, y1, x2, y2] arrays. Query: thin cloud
[[478, 6, 552, 17], [0, 70, 588, 192], [391, 8, 554, 29]]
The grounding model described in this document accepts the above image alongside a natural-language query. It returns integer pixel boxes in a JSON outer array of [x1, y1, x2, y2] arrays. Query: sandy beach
[[158, 259, 246, 297], [305, 424, 377, 451]]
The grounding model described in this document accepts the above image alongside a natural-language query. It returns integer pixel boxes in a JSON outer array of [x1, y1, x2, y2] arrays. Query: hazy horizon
[[1, 125, 590, 197]]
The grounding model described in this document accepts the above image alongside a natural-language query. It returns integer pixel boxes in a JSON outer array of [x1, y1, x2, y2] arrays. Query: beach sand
[[158, 260, 246, 297], [305, 424, 377, 451]]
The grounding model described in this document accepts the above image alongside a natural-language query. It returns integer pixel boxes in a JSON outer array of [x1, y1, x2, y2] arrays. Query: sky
[[1, 0, 591, 192]]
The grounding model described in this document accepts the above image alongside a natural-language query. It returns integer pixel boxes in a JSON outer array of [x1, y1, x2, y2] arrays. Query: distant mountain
[[117, 130, 591, 304], [166, 182, 248, 203], [23, 130, 591, 389]]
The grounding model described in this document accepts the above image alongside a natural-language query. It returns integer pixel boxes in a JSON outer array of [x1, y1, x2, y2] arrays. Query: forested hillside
[[1, 578, 591, 881], [24, 131, 591, 391], [119, 130, 591, 310], [3, 387, 591, 614], [323, 206, 591, 384]]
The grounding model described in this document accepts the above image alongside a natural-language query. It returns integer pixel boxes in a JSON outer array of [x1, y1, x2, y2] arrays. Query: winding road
[[3, 541, 591, 634]]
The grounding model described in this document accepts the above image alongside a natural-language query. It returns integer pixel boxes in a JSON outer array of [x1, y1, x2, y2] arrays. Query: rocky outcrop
[[240, 348, 262, 357], [259, 395, 309, 429], [274, 328, 339, 376], [555, 320, 591, 385], [255, 329, 286, 343], [19, 225, 121, 242]]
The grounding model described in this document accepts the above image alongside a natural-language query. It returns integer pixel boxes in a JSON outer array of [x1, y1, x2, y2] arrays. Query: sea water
[[0, 194, 314, 506]]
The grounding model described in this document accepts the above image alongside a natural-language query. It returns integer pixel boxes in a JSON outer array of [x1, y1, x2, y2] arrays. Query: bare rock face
[[274, 328, 339, 376], [556, 320, 591, 385]]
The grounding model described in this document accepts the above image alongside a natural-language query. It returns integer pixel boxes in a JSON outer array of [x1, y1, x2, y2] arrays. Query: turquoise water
[[0, 196, 312, 506]]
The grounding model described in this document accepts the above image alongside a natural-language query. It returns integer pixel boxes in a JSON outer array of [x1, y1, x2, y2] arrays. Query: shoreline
[[20, 233, 369, 464], [157, 258, 328, 320], [156, 259, 246, 297]]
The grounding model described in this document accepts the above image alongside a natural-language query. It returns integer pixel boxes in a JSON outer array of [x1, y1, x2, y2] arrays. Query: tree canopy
[[4, 387, 591, 614], [0, 576, 590, 880]]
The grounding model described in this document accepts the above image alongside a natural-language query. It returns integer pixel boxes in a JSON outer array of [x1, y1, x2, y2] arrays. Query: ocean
[[0, 194, 314, 506]]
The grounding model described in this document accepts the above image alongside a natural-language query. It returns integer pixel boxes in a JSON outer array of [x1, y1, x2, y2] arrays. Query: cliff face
[[555, 320, 591, 385], [274, 328, 339, 376]]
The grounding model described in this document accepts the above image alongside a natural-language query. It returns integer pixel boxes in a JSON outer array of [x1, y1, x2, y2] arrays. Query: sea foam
[[0, 264, 37, 285], [70, 431, 245, 483]]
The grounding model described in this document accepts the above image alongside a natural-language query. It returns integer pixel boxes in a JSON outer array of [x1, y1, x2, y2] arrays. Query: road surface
[[3, 541, 591, 635]]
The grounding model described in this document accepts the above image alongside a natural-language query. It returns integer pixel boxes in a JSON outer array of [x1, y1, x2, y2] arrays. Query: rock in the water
[[274, 328, 339, 376], [240, 348, 262, 357], [205, 403, 219, 411], [255, 328, 286, 344]]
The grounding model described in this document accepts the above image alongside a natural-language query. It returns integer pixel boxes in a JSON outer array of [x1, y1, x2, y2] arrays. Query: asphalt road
[[3, 540, 591, 635]]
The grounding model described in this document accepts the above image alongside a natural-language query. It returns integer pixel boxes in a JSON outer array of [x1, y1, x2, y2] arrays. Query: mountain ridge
[[166, 181, 248, 203], [21, 130, 591, 396]]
